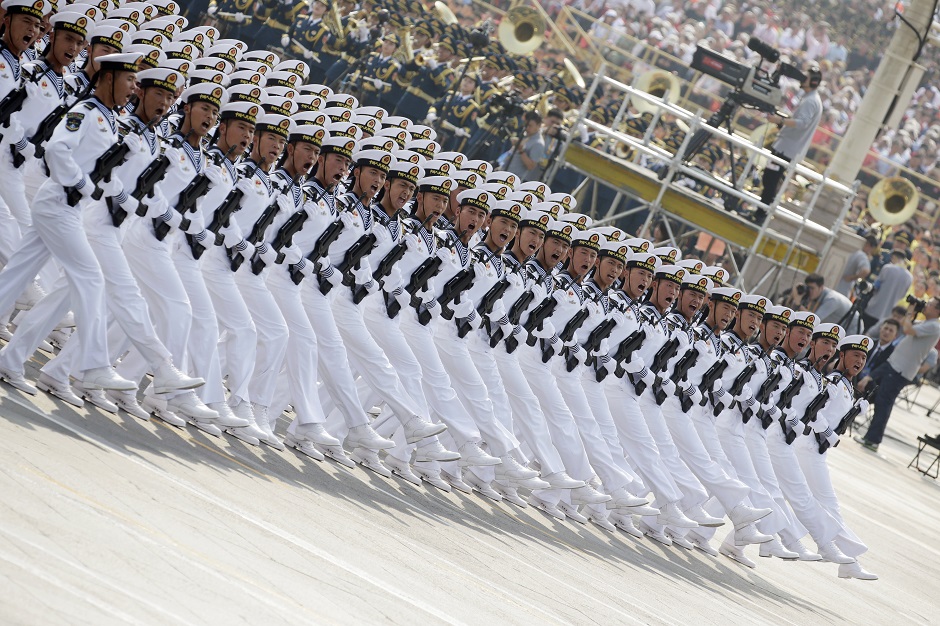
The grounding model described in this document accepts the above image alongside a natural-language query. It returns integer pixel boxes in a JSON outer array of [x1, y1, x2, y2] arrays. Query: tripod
[[837, 290, 873, 335]]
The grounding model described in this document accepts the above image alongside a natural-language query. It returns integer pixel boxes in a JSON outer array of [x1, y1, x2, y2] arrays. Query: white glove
[[162, 146, 182, 166], [218, 222, 242, 248], [281, 34, 290, 47], [294, 258, 316, 277], [472, 261, 488, 281], [678, 382, 703, 406], [566, 343, 585, 366], [235, 11, 246, 22], [1, 117, 24, 146], [318, 262, 344, 287], [372, 78, 383, 90], [455, 127, 470, 138], [531, 319, 555, 339], [204, 165, 225, 188], [312, 256, 331, 273], [76, 175, 96, 199], [16, 140, 34, 160], [256, 243, 278, 265], [119, 195, 140, 218], [452, 298, 475, 319], [276, 193, 295, 213], [590, 337, 610, 359], [281, 246, 302, 265], [303, 48, 313, 59], [425, 111, 438, 122], [183, 210, 205, 234], [122, 132, 142, 154], [659, 377, 676, 398], [623, 355, 646, 374], [761, 403, 781, 421], [98, 176, 124, 199], [735, 385, 754, 404], [235, 178, 256, 196], [394, 288, 411, 310], [856, 399, 870, 415], [143, 194, 168, 219], [711, 385, 729, 411], [207, 4, 217, 14], [352, 265, 376, 291], [339, 210, 356, 229], [426, 58, 439, 70], [237, 241, 257, 261], [163, 209, 184, 229], [820, 426, 839, 448]]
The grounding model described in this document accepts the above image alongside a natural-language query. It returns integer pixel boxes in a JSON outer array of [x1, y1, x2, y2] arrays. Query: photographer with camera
[[506, 110, 547, 183], [835, 235, 878, 296], [758, 63, 823, 218], [856, 297, 940, 451], [861, 250, 913, 332], [790, 274, 854, 325]]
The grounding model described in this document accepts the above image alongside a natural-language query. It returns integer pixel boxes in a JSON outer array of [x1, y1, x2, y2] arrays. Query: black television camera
[[907, 294, 927, 315], [855, 278, 874, 297], [691, 37, 806, 113]]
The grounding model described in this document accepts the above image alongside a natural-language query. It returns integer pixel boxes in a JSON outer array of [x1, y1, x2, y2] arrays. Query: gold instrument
[[323, 0, 345, 38], [396, 24, 414, 63], [867, 176, 919, 226], [560, 58, 585, 89], [433, 1, 458, 26], [497, 5, 545, 55], [631, 70, 681, 115]]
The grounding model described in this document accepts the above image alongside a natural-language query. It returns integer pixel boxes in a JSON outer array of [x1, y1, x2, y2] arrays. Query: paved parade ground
[[2, 355, 940, 625]]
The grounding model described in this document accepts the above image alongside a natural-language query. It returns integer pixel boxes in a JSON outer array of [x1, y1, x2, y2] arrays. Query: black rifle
[[490, 288, 535, 348], [647, 336, 679, 402], [545, 307, 589, 363], [291, 218, 344, 285], [754, 366, 783, 427], [432, 267, 473, 323], [699, 359, 730, 416], [66, 138, 133, 207], [352, 211, 436, 304], [330, 232, 379, 294], [822, 382, 878, 453], [388, 254, 441, 318], [671, 349, 700, 411], [251, 209, 307, 274], [776, 374, 807, 440], [230, 196, 281, 271], [153, 172, 210, 241], [24, 78, 98, 162], [0, 85, 27, 128], [457, 277, 510, 338], [604, 328, 646, 382], [519, 295, 557, 349], [575, 317, 617, 372], [800, 389, 830, 436], [189, 156, 266, 259]]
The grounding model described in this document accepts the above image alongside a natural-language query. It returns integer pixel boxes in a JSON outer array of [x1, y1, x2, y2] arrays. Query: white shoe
[[415, 439, 460, 462], [759, 536, 800, 559], [0, 366, 37, 395], [665, 528, 694, 550], [384, 455, 422, 486], [586, 509, 616, 532], [351, 448, 391, 478], [639, 520, 672, 546], [345, 424, 394, 450], [457, 441, 501, 467], [558, 501, 588, 524], [571, 483, 612, 505], [441, 468, 473, 494], [81, 367, 136, 391], [167, 391, 219, 421], [686, 530, 719, 556], [541, 471, 584, 490], [734, 524, 773, 546], [47, 328, 71, 351], [719, 542, 757, 568], [492, 482, 527, 507], [838, 560, 878, 580], [609, 512, 643, 538], [413, 462, 452, 492], [729, 503, 772, 530], [285, 432, 325, 461], [685, 504, 725, 527], [402, 415, 446, 443], [506, 475, 551, 490], [657, 502, 699, 529], [226, 401, 262, 445], [607, 487, 649, 510], [36, 372, 83, 407], [295, 423, 340, 447], [784, 540, 822, 561], [107, 389, 150, 421], [251, 403, 284, 450], [76, 383, 118, 413], [527, 493, 565, 520], [0, 325, 12, 342], [817, 540, 855, 564], [315, 442, 356, 468], [152, 361, 204, 394], [15, 281, 45, 310], [463, 469, 501, 501], [208, 403, 250, 429], [141, 395, 187, 428], [54, 311, 76, 330], [494, 455, 539, 481]]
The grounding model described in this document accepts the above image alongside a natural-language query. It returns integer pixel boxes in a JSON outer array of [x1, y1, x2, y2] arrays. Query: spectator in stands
[[862, 250, 913, 331], [506, 110, 547, 182], [857, 297, 940, 452], [860, 318, 900, 378], [836, 234, 878, 296]]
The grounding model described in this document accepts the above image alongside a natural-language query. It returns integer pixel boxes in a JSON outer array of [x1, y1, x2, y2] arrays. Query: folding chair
[[908, 436, 940, 479]]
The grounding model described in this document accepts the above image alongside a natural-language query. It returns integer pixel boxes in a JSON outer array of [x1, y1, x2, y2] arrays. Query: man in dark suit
[[861, 318, 900, 378]]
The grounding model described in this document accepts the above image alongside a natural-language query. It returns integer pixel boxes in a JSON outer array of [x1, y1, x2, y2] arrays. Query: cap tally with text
[[457, 189, 492, 213], [290, 124, 326, 147], [627, 250, 659, 272], [788, 310, 816, 330], [652, 246, 681, 263], [181, 83, 226, 108], [320, 135, 357, 158], [681, 274, 712, 295], [599, 240, 630, 264], [813, 322, 844, 343], [218, 101, 261, 125], [254, 113, 293, 139], [838, 334, 872, 354], [656, 264, 685, 284], [702, 265, 728, 286], [417, 175, 453, 195], [711, 286, 742, 307], [562, 212, 592, 231], [520, 209, 550, 233], [97, 52, 144, 73], [461, 159, 491, 178], [452, 169, 478, 190], [739, 294, 768, 315], [491, 200, 524, 223], [518, 180, 549, 201], [1, 0, 51, 19], [354, 148, 395, 174], [677, 259, 704, 275], [625, 237, 651, 253], [545, 218, 574, 244], [571, 229, 602, 251], [763, 304, 791, 325]]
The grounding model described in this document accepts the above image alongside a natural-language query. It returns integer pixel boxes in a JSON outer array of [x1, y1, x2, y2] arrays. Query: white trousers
[[234, 266, 289, 408], [794, 435, 868, 557], [0, 184, 108, 374], [604, 378, 684, 503], [40, 224, 172, 382], [742, 418, 806, 543]]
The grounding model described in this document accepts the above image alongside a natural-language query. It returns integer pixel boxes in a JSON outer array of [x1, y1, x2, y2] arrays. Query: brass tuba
[[497, 5, 545, 55], [631, 69, 681, 115], [867, 176, 919, 226], [323, 0, 346, 38]]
